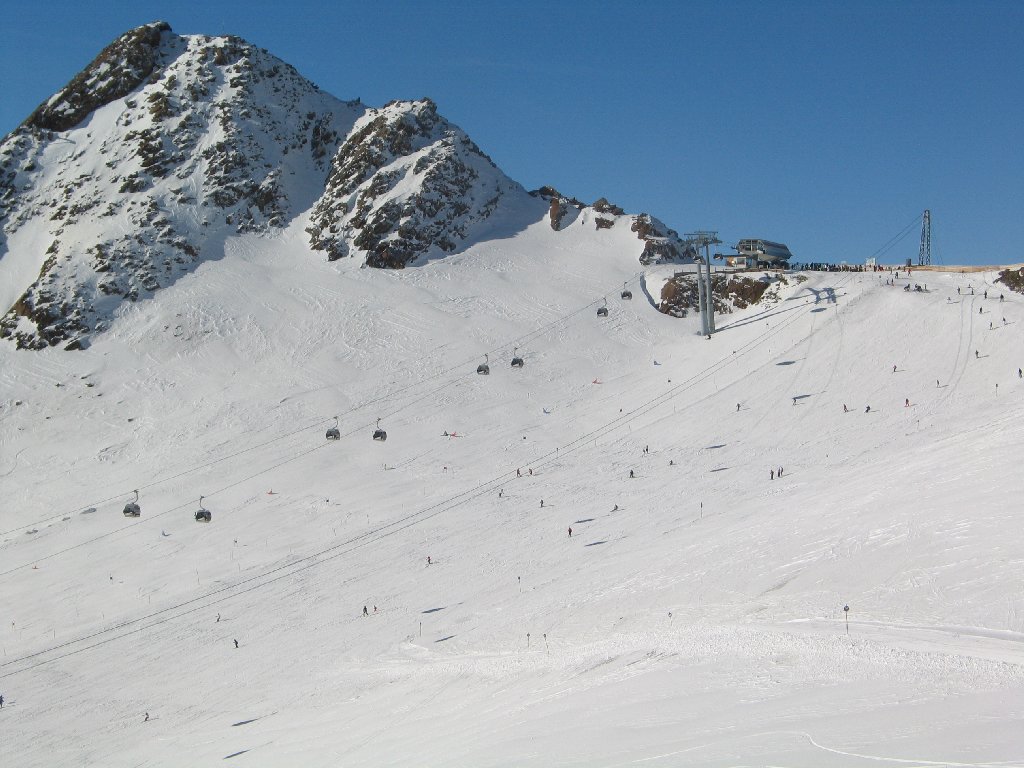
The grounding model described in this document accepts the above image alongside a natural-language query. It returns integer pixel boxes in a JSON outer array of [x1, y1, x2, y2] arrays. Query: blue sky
[[2, 0, 1021, 266]]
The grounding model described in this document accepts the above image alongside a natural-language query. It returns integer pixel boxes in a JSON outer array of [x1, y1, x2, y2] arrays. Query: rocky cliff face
[[306, 99, 526, 268], [1, 22, 693, 350]]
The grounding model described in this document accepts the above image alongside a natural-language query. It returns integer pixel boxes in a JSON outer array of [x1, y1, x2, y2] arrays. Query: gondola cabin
[[195, 495, 211, 522], [123, 490, 141, 517]]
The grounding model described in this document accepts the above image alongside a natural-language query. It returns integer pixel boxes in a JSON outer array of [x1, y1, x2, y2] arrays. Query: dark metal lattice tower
[[918, 209, 931, 266]]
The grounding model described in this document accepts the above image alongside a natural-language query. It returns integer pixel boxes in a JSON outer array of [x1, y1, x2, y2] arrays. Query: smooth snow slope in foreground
[[1, 217, 1023, 767]]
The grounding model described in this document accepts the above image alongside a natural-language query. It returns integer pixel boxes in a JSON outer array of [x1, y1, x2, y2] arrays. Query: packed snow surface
[[1, 216, 1023, 766]]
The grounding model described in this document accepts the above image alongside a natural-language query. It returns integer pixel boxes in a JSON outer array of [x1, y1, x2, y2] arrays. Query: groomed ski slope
[[1, 214, 1023, 767]]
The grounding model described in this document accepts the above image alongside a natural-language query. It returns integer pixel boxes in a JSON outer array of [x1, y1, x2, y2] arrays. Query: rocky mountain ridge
[[0, 22, 694, 350]]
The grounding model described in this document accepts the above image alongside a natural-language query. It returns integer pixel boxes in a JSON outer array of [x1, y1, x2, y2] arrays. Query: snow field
[[1, 219, 1023, 766]]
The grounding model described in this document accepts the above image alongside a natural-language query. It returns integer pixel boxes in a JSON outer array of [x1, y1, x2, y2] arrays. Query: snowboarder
[[629, 469, 634, 479], [669, 459, 674, 466], [363, 606, 368, 617], [865, 405, 871, 413], [427, 556, 431, 565], [144, 712, 149, 722], [792, 397, 797, 406], [568, 527, 572, 537], [612, 504, 619, 511], [233, 639, 239, 648]]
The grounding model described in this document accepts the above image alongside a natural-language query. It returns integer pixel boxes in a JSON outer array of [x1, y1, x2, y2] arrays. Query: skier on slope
[[629, 469, 634, 479], [363, 606, 368, 617]]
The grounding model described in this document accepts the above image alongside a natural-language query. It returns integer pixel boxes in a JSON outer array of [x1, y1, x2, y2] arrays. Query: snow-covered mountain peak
[[306, 97, 530, 267], [0, 23, 692, 351], [0, 22, 363, 349], [24, 21, 174, 135]]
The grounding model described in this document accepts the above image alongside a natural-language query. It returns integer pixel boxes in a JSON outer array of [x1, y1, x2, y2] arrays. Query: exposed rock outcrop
[[659, 273, 782, 318]]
